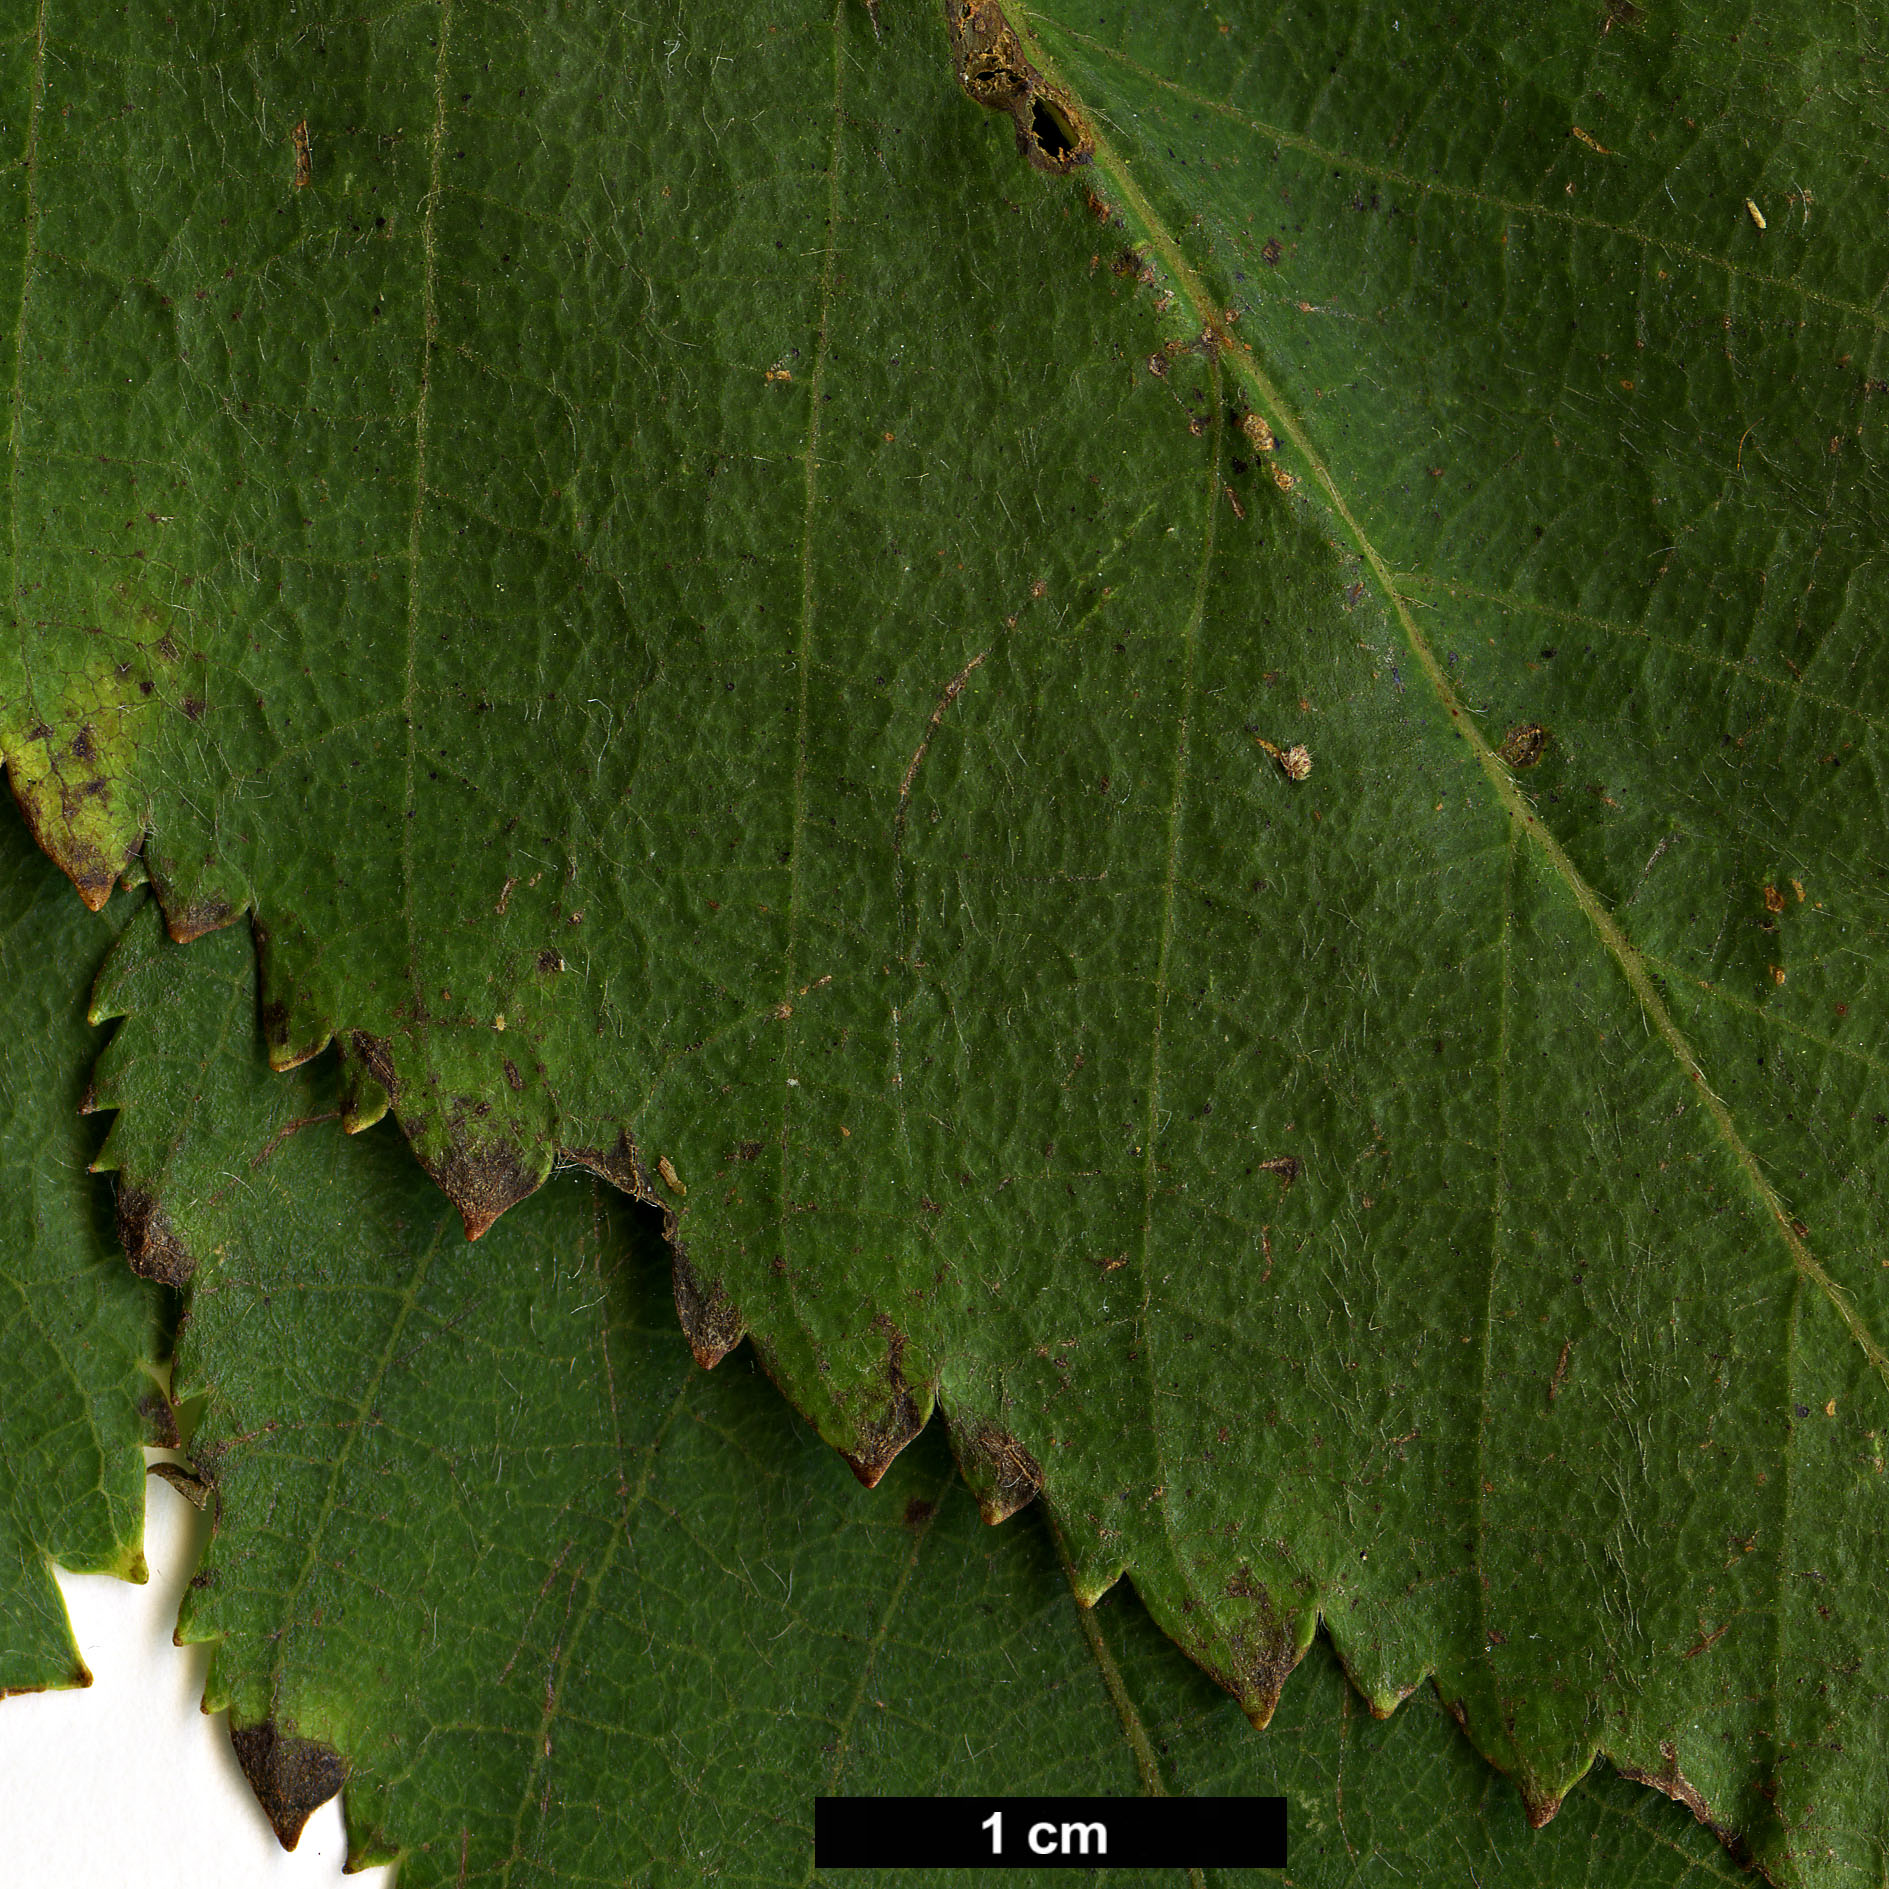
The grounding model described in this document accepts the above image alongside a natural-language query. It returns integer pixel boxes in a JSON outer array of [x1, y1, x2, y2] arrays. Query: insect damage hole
[[1027, 94, 1081, 165], [943, 0, 1094, 175]]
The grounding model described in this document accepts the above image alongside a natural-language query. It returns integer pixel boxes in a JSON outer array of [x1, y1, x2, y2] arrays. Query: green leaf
[[88, 902, 1741, 1885], [0, 807, 160, 1691], [7, 0, 1889, 1874]]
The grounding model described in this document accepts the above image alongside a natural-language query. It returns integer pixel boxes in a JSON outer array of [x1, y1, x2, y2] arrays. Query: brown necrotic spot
[[1498, 721, 1551, 769], [116, 1184, 193, 1288], [1256, 1154, 1300, 1189], [228, 1719, 347, 1850]]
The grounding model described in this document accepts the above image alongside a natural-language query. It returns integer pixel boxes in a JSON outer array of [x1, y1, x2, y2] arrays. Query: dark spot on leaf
[[116, 1183, 193, 1287], [347, 1030, 399, 1103], [260, 998, 292, 1051], [138, 1389, 180, 1448], [943, 0, 1094, 175], [1498, 722, 1551, 768], [902, 1497, 937, 1529], [167, 893, 235, 943]]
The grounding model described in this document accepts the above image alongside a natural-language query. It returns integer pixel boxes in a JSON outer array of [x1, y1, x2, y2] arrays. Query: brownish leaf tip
[[1206, 1568, 1302, 1731], [841, 1324, 931, 1487], [420, 1133, 543, 1240], [165, 893, 235, 944], [228, 1720, 346, 1850], [672, 1249, 745, 1369], [950, 1419, 1045, 1524], [147, 1461, 212, 1511], [842, 1408, 926, 1488], [1523, 1790, 1564, 1830]]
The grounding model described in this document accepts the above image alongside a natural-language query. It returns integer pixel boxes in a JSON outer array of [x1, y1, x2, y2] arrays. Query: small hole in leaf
[[1029, 95, 1079, 163]]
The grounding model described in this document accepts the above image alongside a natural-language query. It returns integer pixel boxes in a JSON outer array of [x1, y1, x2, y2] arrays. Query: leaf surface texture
[[3, 0, 1887, 1873]]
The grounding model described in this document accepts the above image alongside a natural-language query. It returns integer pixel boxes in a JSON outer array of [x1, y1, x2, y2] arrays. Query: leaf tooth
[[410, 1127, 552, 1240], [1132, 1553, 1314, 1730], [670, 1248, 745, 1370], [840, 1361, 934, 1489], [226, 1718, 348, 1851], [943, 1411, 1045, 1524], [336, 1032, 391, 1134], [1055, 1532, 1126, 1608], [744, 1320, 936, 1489]]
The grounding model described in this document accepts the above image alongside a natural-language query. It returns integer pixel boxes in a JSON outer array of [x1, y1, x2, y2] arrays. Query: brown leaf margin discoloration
[[413, 1131, 543, 1242], [835, 1319, 929, 1487], [228, 1718, 347, 1850], [1209, 1564, 1307, 1731], [572, 1131, 749, 1367], [1615, 1743, 1753, 1866]]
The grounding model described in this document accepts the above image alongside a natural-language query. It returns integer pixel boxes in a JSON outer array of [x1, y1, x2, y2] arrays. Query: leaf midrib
[[1007, 1, 1889, 1400], [1042, 23, 1889, 334]]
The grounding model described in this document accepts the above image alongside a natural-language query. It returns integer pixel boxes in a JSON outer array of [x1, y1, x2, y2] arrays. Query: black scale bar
[[815, 1796, 1286, 1869]]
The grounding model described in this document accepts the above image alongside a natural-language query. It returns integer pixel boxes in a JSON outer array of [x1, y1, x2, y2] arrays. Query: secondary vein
[[778, 0, 847, 1276]]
